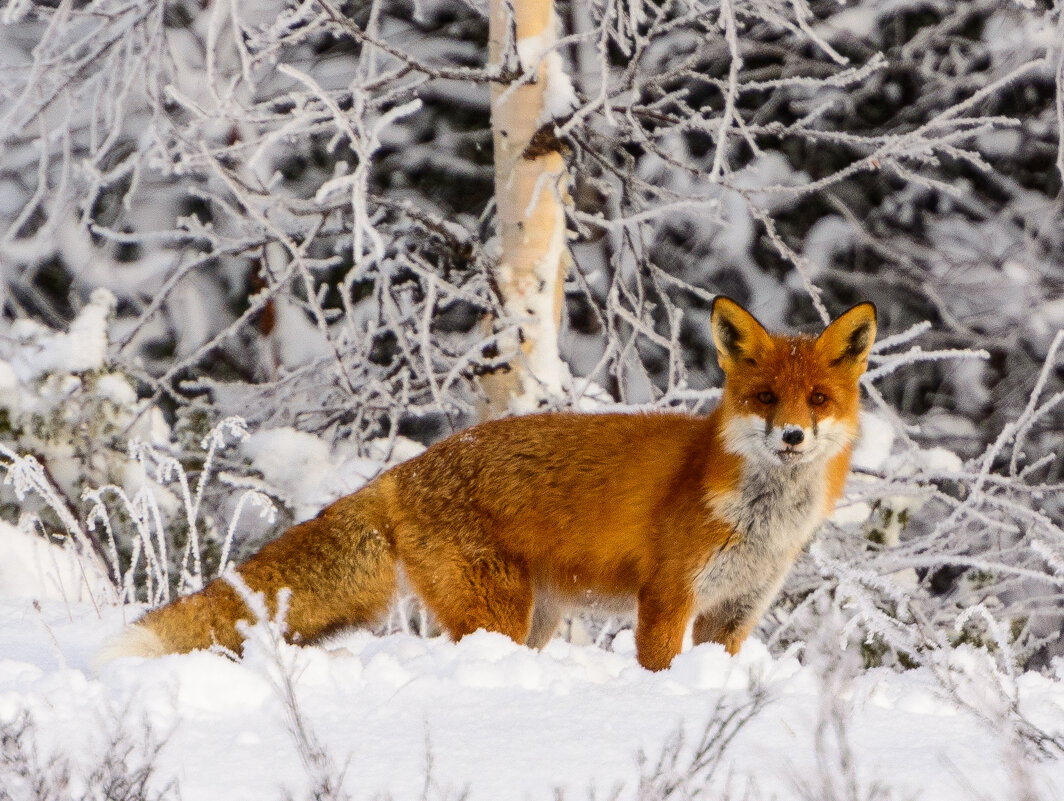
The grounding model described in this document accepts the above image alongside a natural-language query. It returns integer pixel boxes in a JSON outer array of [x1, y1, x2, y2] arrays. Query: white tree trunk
[[481, 0, 573, 417]]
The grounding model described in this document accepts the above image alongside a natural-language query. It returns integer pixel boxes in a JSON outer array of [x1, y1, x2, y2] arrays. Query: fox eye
[[810, 392, 827, 406], [757, 391, 777, 405]]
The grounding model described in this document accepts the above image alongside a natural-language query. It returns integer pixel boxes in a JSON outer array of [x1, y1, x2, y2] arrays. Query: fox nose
[[781, 427, 805, 446]]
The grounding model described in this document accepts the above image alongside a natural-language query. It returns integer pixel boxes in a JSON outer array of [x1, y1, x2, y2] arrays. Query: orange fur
[[104, 298, 876, 671]]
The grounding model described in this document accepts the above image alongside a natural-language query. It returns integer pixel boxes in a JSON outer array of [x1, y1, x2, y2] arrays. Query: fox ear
[[817, 302, 877, 370], [711, 296, 773, 370]]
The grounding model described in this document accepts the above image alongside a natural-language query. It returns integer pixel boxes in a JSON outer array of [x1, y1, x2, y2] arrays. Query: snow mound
[[1, 596, 1062, 801], [0, 523, 108, 603]]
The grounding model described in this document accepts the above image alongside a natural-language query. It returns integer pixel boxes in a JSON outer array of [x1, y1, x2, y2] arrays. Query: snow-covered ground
[[2, 592, 1064, 800]]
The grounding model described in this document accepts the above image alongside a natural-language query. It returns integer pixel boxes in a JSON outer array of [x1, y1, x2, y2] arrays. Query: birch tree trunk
[[480, 0, 573, 417]]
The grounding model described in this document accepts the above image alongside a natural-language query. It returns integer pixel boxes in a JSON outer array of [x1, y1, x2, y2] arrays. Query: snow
[[2, 597, 1064, 800], [0, 360, 21, 414], [516, 20, 578, 124], [241, 428, 335, 513], [852, 410, 896, 472], [0, 522, 108, 603], [93, 373, 138, 407], [539, 52, 578, 122], [241, 427, 383, 521], [9, 288, 114, 380], [271, 296, 333, 368], [801, 215, 854, 279]]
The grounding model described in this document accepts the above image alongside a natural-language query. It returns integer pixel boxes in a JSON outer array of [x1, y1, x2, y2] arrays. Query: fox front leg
[[692, 601, 757, 656], [635, 588, 695, 671]]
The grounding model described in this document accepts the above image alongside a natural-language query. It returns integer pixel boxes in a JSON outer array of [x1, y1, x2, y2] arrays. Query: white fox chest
[[695, 462, 827, 612]]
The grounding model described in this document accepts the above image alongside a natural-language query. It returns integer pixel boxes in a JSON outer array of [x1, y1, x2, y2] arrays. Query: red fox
[[100, 297, 876, 671]]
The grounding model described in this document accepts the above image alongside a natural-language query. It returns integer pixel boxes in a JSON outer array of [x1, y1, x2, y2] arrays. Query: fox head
[[711, 297, 876, 467]]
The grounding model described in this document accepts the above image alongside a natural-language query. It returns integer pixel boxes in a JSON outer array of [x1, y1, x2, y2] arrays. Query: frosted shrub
[[635, 686, 770, 801], [84, 418, 277, 605], [0, 290, 168, 522], [0, 294, 280, 602], [0, 709, 174, 801], [0, 290, 170, 599], [0, 0, 513, 448]]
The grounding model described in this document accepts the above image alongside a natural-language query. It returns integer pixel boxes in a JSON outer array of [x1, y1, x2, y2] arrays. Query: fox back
[[99, 297, 876, 672]]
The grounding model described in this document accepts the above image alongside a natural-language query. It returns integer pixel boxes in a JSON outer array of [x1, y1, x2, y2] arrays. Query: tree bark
[[480, 0, 572, 417]]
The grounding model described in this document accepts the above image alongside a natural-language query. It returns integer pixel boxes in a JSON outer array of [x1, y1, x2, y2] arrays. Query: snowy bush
[[0, 290, 391, 605], [0, 289, 165, 514], [1, 0, 512, 447], [0, 710, 173, 801], [634, 686, 769, 801]]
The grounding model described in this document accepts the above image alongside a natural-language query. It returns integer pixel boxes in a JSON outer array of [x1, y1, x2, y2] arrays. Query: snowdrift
[[2, 596, 1063, 800]]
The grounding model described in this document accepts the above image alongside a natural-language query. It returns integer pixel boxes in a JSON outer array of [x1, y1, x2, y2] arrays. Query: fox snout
[[768, 423, 814, 465], [724, 415, 852, 467]]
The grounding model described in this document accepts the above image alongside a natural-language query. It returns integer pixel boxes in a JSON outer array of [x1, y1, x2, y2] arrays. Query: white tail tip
[[93, 624, 168, 669]]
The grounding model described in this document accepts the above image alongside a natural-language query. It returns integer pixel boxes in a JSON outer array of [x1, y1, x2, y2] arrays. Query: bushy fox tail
[[97, 488, 397, 662]]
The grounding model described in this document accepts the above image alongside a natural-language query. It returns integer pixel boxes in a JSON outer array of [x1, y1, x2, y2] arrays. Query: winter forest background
[[3, 0, 1064, 798]]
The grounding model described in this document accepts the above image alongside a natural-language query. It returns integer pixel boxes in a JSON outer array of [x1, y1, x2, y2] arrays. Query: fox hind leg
[[399, 540, 535, 645], [259, 508, 399, 644], [526, 593, 564, 649]]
